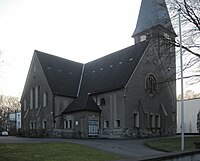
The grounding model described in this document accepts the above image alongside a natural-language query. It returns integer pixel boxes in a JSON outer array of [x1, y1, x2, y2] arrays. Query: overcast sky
[[0, 0, 142, 97], [0, 0, 199, 98]]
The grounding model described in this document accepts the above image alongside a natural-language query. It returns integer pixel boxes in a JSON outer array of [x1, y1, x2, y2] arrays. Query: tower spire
[[133, 0, 176, 44]]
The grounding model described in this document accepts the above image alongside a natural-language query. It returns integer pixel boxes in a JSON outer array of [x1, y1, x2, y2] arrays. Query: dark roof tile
[[133, 0, 175, 36], [64, 41, 149, 113], [81, 41, 149, 95], [63, 95, 101, 113], [35, 50, 83, 97]]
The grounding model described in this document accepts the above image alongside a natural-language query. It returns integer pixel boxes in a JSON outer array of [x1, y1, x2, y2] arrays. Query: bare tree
[[177, 89, 200, 100], [0, 95, 21, 130], [166, 0, 200, 83]]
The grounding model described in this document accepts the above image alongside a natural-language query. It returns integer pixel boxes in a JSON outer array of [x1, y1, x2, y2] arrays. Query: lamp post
[[178, 8, 184, 151]]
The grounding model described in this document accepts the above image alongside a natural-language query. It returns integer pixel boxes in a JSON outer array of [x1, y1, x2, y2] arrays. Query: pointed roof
[[35, 50, 83, 97], [63, 95, 101, 113], [63, 41, 149, 113], [27, 41, 149, 114], [82, 41, 149, 94], [132, 0, 175, 36]]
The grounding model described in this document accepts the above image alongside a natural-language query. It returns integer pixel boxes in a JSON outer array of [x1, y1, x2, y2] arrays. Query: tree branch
[[183, 0, 200, 31]]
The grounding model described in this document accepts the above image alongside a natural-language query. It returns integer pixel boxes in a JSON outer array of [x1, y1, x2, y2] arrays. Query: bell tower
[[133, 0, 177, 85], [132, 0, 177, 136], [132, 0, 176, 44]]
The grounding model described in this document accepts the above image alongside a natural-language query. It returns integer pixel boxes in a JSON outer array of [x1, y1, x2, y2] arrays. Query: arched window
[[35, 86, 40, 109], [30, 88, 33, 109], [145, 74, 157, 95], [23, 99, 27, 111], [43, 92, 48, 107], [42, 120, 47, 129], [133, 112, 139, 128], [30, 121, 33, 129], [100, 98, 106, 106]]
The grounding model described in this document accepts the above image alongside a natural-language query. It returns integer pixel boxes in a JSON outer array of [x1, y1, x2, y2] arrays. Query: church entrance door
[[88, 120, 98, 136]]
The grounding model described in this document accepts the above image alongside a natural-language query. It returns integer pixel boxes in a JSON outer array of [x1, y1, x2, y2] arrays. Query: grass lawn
[[0, 142, 122, 161], [145, 136, 200, 152]]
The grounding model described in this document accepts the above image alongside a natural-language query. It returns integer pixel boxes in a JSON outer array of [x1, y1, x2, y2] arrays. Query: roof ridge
[[85, 41, 147, 65], [35, 50, 83, 65], [77, 64, 85, 97], [35, 50, 83, 97]]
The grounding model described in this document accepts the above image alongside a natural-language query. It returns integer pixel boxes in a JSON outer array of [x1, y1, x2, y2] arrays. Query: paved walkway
[[0, 136, 165, 160], [65, 138, 165, 160]]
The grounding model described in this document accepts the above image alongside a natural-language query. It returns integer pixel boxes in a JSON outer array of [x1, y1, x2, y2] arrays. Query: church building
[[21, 0, 177, 138]]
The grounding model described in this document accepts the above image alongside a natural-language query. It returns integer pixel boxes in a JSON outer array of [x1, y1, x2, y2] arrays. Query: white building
[[8, 112, 21, 130], [16, 112, 21, 130], [177, 99, 200, 134]]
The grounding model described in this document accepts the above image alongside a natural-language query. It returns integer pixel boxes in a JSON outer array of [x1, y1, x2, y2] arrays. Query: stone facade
[[21, 0, 177, 139], [124, 42, 176, 138], [22, 54, 54, 132]]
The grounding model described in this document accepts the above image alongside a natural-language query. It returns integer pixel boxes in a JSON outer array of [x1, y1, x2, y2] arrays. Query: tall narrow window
[[35, 86, 38, 109], [104, 121, 109, 128], [33, 121, 36, 129], [42, 120, 47, 129], [144, 114, 148, 128], [133, 112, 139, 128], [64, 120, 73, 129], [115, 120, 120, 128], [23, 99, 27, 111], [68, 120, 72, 129], [150, 114, 155, 128], [32, 88, 35, 108], [145, 74, 157, 96], [35, 86, 40, 108], [43, 92, 48, 107], [30, 88, 33, 109], [64, 120, 67, 129], [30, 121, 33, 129], [155, 115, 160, 128]]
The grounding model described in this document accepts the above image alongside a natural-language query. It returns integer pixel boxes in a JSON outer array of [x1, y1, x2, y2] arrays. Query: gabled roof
[[63, 41, 149, 113], [63, 95, 101, 113], [82, 41, 149, 94], [133, 0, 175, 36], [35, 50, 83, 97]]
